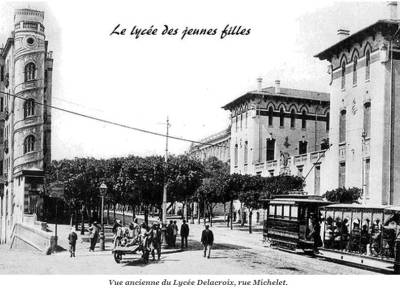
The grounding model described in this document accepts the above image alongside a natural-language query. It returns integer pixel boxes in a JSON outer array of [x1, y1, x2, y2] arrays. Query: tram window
[[283, 205, 290, 218], [276, 205, 283, 218], [290, 206, 298, 219], [269, 205, 275, 217]]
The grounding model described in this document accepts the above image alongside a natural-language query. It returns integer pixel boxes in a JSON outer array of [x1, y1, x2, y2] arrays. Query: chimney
[[388, 1, 398, 20], [337, 29, 350, 40], [256, 77, 263, 91], [274, 80, 281, 94]]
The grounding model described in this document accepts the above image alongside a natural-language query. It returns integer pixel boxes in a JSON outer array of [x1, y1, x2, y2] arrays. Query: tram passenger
[[333, 219, 342, 249], [341, 218, 350, 251], [371, 219, 382, 256], [350, 219, 361, 252], [324, 217, 334, 249], [360, 223, 371, 255]]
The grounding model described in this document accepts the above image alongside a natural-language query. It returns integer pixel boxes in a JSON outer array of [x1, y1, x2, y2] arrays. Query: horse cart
[[112, 238, 150, 264]]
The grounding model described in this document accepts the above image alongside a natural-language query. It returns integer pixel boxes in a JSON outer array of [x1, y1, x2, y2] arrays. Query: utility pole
[[161, 117, 170, 248]]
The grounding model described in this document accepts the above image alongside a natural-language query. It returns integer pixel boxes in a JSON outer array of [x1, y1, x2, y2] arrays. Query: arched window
[[341, 61, 346, 89], [339, 110, 347, 143], [363, 102, 371, 138], [24, 62, 36, 82], [365, 50, 371, 80], [24, 135, 35, 154], [24, 99, 35, 118], [268, 107, 273, 126], [279, 108, 284, 127], [301, 110, 307, 129], [234, 144, 238, 167], [290, 109, 296, 128], [353, 56, 358, 85]]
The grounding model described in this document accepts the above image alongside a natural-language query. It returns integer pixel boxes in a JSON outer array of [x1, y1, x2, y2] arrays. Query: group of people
[[323, 217, 398, 257], [165, 219, 190, 248], [113, 218, 162, 261], [67, 218, 216, 260]]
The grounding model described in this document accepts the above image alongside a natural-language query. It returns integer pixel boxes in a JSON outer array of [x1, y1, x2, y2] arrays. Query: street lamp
[[99, 183, 107, 251]]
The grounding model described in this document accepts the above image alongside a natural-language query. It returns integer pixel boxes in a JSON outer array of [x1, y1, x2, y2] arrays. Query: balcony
[[294, 154, 308, 165], [310, 150, 326, 163], [339, 143, 346, 162], [266, 160, 278, 169], [362, 138, 370, 157]]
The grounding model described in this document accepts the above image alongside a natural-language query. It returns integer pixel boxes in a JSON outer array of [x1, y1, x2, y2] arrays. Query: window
[[366, 50, 370, 80], [290, 206, 298, 219], [364, 158, 370, 198], [266, 138, 275, 161], [235, 117, 238, 132], [0, 97, 3, 112], [301, 110, 307, 129], [326, 112, 330, 132], [363, 102, 371, 138], [24, 135, 35, 154], [339, 110, 347, 143], [24, 99, 35, 118], [240, 114, 243, 130], [339, 162, 346, 188], [314, 165, 321, 195], [299, 141, 308, 154], [290, 109, 296, 128], [279, 108, 284, 127], [24, 62, 36, 82], [0, 65, 4, 81], [245, 112, 248, 128], [341, 61, 346, 89], [297, 166, 303, 177], [234, 144, 238, 166], [268, 107, 273, 126], [244, 141, 248, 165], [353, 56, 358, 85]]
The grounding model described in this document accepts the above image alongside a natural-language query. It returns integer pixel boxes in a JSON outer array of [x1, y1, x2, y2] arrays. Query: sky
[[0, 0, 391, 160]]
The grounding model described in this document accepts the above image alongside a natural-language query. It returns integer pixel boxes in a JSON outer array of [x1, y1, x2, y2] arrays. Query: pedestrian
[[68, 226, 78, 257], [166, 220, 173, 247], [113, 219, 123, 249], [180, 219, 189, 249], [150, 222, 162, 260], [89, 222, 99, 252], [201, 224, 214, 259], [172, 221, 178, 247]]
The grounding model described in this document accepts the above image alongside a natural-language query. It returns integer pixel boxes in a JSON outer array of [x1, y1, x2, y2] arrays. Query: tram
[[262, 193, 330, 252], [263, 194, 400, 268]]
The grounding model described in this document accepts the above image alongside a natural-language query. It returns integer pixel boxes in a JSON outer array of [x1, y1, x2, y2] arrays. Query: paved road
[[0, 219, 376, 274]]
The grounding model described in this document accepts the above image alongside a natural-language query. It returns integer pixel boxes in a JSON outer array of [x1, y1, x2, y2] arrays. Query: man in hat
[[150, 222, 162, 260], [68, 227, 78, 257], [89, 222, 100, 252], [180, 219, 189, 249], [201, 224, 214, 259]]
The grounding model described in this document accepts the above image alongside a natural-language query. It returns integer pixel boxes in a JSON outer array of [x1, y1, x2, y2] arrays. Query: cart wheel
[[114, 252, 122, 264]]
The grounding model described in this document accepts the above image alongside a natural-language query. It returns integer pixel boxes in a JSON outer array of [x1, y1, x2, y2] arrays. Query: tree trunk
[[240, 203, 245, 227], [75, 207, 79, 231], [249, 210, 253, 234], [81, 204, 85, 235], [230, 200, 233, 230], [203, 201, 207, 225], [144, 205, 149, 226], [190, 202, 195, 224], [107, 203, 110, 225], [122, 205, 125, 225], [113, 204, 116, 222], [132, 205, 136, 222], [197, 202, 201, 224], [209, 204, 213, 227]]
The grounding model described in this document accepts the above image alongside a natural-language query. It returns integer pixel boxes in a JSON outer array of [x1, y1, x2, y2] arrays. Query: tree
[[323, 187, 361, 203]]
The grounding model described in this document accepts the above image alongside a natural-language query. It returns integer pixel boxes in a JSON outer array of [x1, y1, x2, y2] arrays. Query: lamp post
[[99, 183, 107, 251]]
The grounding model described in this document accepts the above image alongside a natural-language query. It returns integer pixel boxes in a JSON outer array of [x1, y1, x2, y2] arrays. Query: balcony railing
[[294, 154, 308, 165]]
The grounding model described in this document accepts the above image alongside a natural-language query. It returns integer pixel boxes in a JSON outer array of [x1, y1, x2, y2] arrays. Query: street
[[0, 219, 376, 274]]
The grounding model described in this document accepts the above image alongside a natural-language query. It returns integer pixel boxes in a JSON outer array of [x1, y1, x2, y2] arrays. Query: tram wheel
[[114, 252, 122, 263]]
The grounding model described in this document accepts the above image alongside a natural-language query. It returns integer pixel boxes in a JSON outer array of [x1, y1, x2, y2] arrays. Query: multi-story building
[[188, 127, 230, 163], [315, 2, 400, 206], [223, 79, 330, 195], [0, 8, 53, 244]]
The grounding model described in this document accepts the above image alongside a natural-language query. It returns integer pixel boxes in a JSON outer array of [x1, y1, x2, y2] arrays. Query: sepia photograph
[[0, 0, 400, 280]]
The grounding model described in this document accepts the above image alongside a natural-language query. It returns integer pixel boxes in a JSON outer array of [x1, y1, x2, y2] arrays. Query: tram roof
[[324, 203, 390, 210], [269, 198, 331, 205]]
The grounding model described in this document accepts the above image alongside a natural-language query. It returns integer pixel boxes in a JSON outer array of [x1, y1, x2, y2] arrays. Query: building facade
[[188, 127, 230, 163], [223, 79, 330, 195], [0, 9, 53, 243], [315, 3, 400, 206]]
